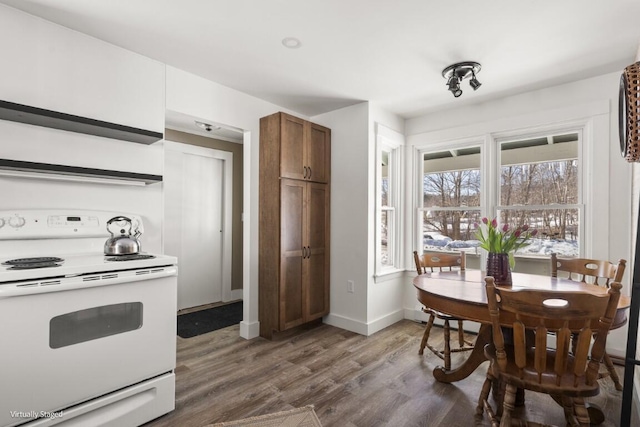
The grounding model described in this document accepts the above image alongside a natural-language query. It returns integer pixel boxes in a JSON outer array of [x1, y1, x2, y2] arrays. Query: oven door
[[0, 268, 177, 427]]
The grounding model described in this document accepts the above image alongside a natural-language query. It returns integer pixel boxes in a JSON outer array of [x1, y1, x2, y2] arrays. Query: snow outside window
[[418, 130, 582, 259]]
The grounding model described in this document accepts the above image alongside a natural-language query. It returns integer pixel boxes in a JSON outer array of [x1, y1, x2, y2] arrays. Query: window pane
[[381, 150, 389, 206], [381, 210, 391, 265], [423, 148, 480, 208], [422, 209, 482, 252], [498, 208, 579, 257], [498, 133, 580, 257], [500, 135, 578, 206]]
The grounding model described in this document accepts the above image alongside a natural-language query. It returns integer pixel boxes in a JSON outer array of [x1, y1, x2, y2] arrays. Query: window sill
[[374, 268, 408, 283]]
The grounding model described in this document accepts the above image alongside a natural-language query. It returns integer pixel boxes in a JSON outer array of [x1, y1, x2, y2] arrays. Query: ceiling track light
[[442, 61, 482, 98]]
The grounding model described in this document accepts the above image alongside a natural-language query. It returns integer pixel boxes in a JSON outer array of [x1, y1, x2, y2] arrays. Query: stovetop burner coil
[[2, 257, 64, 265], [105, 254, 156, 262], [8, 262, 63, 270]]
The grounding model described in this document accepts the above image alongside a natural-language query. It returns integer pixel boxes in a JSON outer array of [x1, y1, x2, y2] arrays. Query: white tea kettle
[[104, 216, 141, 255]]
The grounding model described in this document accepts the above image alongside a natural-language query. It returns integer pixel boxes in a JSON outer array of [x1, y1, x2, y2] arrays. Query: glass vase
[[486, 252, 512, 286]]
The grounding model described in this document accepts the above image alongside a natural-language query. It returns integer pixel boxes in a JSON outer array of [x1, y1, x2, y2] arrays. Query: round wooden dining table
[[413, 269, 631, 383]]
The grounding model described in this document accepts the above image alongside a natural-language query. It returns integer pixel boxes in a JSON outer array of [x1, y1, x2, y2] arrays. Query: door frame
[[162, 140, 235, 302]]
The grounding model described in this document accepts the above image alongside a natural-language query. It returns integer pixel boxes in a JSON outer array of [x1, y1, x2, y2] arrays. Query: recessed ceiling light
[[282, 37, 301, 49]]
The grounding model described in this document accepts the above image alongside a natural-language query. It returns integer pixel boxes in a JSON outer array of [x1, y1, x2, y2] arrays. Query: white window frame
[[492, 127, 585, 258], [414, 123, 587, 261], [415, 137, 485, 256], [375, 123, 404, 277]]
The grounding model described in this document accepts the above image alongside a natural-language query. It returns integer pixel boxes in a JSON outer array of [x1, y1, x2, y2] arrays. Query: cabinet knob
[[308, 167, 312, 179], [303, 166, 308, 178]]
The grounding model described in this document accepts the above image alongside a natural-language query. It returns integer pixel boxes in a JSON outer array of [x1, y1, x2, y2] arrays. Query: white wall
[[312, 102, 407, 335], [312, 103, 370, 333], [0, 4, 164, 133], [0, 5, 165, 253], [367, 105, 408, 333], [405, 72, 633, 357]]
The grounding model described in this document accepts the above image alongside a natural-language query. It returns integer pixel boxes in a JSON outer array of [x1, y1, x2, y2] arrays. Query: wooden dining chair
[[413, 250, 474, 371], [550, 253, 627, 390], [476, 276, 622, 427]]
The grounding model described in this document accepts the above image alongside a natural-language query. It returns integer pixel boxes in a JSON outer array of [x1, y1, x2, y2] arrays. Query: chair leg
[[418, 313, 435, 355], [495, 380, 506, 418], [560, 395, 578, 427], [457, 319, 465, 348], [499, 383, 517, 427], [475, 370, 494, 423], [603, 352, 623, 391], [572, 397, 590, 427], [443, 319, 451, 371]]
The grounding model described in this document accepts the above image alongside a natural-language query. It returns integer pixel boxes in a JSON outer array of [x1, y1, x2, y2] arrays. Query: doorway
[[163, 140, 233, 310]]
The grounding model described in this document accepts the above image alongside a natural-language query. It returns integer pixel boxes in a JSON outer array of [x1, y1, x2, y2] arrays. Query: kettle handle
[[106, 216, 132, 235]]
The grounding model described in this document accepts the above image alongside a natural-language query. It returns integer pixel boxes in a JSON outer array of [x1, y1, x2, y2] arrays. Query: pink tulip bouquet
[[475, 217, 537, 266]]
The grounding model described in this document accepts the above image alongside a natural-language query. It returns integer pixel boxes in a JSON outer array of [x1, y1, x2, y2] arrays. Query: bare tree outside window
[[418, 133, 580, 257], [419, 146, 482, 252], [499, 134, 580, 256], [423, 170, 480, 240], [500, 160, 578, 240]]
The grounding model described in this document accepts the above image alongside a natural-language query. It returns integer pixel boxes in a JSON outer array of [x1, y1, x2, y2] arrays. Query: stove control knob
[[9, 216, 26, 228]]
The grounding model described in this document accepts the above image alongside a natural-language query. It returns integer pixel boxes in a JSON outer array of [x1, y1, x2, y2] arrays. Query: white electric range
[[0, 210, 178, 427]]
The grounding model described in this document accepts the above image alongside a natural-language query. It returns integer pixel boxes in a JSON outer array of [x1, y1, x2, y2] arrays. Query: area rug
[[177, 301, 242, 338], [207, 406, 322, 427]]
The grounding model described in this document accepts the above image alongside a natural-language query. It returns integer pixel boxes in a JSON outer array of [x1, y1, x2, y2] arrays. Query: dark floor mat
[[177, 301, 242, 338]]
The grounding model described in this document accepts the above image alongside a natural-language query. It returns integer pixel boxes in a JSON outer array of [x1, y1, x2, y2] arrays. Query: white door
[[163, 141, 233, 310]]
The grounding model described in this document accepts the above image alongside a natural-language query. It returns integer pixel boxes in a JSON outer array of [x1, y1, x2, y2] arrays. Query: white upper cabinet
[[0, 5, 165, 135]]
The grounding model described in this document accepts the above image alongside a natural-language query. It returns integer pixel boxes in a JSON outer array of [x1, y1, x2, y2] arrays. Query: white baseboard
[[224, 289, 243, 302], [239, 320, 259, 339], [366, 309, 405, 335], [405, 307, 480, 334], [324, 309, 405, 336], [323, 313, 368, 335]]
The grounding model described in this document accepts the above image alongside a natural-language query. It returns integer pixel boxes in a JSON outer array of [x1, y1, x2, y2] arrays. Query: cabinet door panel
[[308, 183, 328, 249], [307, 251, 328, 319], [280, 114, 305, 180], [282, 256, 304, 329], [306, 182, 330, 320], [307, 124, 330, 183], [281, 180, 305, 252], [280, 179, 306, 329]]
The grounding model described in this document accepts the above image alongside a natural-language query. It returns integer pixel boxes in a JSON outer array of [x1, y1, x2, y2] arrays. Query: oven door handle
[[0, 266, 178, 298]]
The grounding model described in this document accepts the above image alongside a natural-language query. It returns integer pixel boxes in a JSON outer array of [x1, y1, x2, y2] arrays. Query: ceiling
[[2, 0, 640, 121]]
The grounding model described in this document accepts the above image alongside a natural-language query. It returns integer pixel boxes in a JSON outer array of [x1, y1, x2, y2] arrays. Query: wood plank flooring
[[143, 320, 627, 427]]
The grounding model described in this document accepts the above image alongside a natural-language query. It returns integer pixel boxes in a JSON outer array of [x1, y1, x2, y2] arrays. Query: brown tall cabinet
[[259, 112, 330, 339]]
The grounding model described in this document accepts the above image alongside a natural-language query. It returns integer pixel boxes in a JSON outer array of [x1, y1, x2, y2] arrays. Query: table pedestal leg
[[433, 324, 491, 383]]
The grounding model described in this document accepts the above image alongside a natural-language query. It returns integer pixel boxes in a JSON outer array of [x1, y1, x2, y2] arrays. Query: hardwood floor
[[144, 320, 626, 427]]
